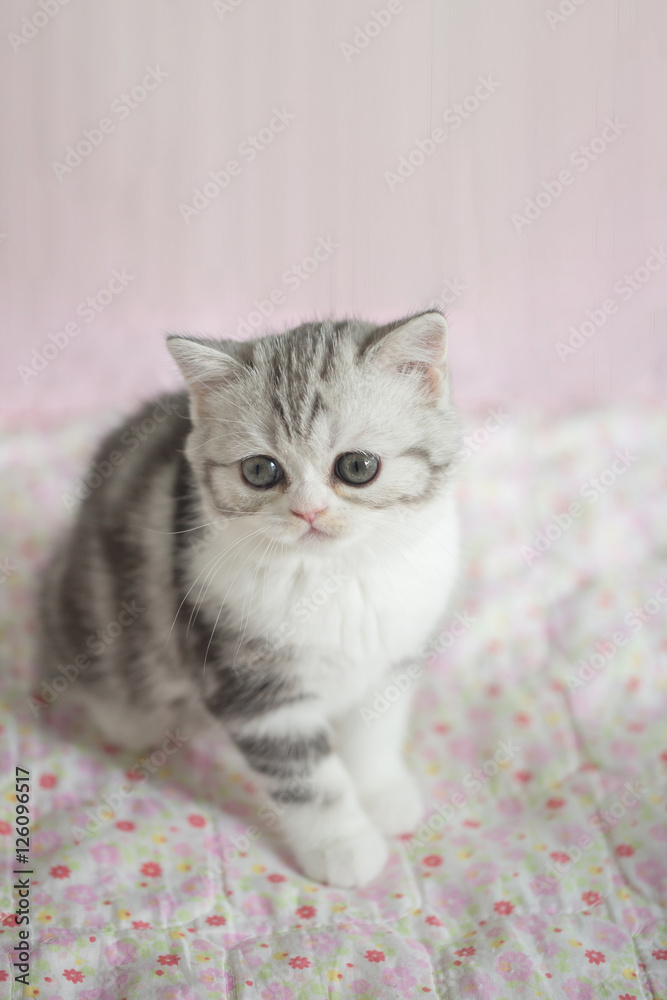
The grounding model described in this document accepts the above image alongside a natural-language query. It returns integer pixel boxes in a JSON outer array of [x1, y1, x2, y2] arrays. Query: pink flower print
[[32, 830, 62, 856], [90, 844, 120, 865], [288, 956, 310, 970], [423, 854, 443, 867], [260, 985, 294, 1000], [465, 861, 498, 886], [457, 972, 495, 999], [50, 865, 71, 879], [141, 861, 162, 878], [621, 906, 655, 932], [350, 981, 372, 995], [172, 842, 193, 857], [243, 894, 273, 916], [41, 928, 77, 946], [64, 884, 98, 904], [312, 933, 339, 957], [436, 884, 471, 916], [497, 796, 524, 817], [494, 900, 514, 915], [381, 965, 418, 992], [63, 969, 85, 983], [198, 968, 234, 987], [103, 940, 136, 967], [636, 859, 667, 886], [591, 920, 628, 950], [562, 979, 595, 1000], [159, 987, 198, 1000], [495, 950, 534, 982]]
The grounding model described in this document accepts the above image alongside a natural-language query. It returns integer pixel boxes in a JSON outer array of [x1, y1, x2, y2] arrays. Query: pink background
[[1, 0, 666, 420]]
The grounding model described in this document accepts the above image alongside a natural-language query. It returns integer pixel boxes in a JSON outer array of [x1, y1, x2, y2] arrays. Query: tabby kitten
[[40, 312, 460, 887]]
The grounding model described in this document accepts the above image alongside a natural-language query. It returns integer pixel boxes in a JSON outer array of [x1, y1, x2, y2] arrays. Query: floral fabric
[[1, 408, 666, 998]]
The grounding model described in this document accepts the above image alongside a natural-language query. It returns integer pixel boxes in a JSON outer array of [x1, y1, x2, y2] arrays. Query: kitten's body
[[41, 315, 460, 886]]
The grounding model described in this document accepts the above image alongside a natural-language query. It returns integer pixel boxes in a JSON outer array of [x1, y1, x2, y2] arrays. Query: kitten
[[40, 312, 461, 887]]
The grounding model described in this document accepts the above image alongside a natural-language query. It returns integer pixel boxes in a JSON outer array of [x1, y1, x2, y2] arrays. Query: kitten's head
[[168, 313, 460, 548]]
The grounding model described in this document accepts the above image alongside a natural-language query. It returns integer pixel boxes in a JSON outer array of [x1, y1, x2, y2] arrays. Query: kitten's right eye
[[241, 455, 283, 488]]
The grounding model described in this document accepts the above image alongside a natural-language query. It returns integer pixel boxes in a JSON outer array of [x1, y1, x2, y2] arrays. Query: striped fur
[[40, 312, 461, 887]]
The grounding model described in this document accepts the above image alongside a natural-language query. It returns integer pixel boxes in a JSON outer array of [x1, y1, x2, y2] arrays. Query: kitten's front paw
[[362, 772, 424, 837], [295, 825, 389, 888]]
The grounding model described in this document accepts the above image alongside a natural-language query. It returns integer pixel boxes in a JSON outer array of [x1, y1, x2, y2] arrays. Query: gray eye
[[335, 452, 379, 485], [241, 455, 283, 488]]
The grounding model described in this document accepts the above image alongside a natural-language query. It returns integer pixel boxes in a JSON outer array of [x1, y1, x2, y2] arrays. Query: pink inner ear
[[381, 318, 447, 394]]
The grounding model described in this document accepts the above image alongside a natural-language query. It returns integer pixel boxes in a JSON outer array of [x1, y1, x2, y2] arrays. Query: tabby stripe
[[233, 731, 331, 779]]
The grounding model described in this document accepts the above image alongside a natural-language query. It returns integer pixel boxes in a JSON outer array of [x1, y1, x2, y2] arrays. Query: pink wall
[[2, 0, 666, 420]]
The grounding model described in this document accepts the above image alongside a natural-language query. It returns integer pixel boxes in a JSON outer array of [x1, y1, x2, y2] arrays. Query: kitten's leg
[[228, 703, 388, 888], [334, 679, 424, 838]]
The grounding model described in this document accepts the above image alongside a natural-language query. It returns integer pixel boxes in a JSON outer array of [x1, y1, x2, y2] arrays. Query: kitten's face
[[169, 314, 459, 549]]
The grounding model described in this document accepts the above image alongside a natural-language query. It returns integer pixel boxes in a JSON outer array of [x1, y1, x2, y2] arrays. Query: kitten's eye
[[241, 455, 283, 488], [335, 452, 380, 485]]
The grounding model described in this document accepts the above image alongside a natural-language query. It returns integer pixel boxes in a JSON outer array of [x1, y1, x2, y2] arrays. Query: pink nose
[[291, 507, 327, 525]]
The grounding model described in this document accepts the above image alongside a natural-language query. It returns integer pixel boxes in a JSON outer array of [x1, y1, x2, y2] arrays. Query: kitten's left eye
[[335, 452, 380, 485], [241, 455, 283, 488]]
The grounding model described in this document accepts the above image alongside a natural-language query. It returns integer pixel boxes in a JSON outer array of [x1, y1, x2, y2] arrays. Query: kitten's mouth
[[301, 524, 332, 542]]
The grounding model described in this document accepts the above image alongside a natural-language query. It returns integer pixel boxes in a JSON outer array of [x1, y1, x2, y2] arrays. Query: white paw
[[362, 772, 424, 837], [295, 824, 389, 888]]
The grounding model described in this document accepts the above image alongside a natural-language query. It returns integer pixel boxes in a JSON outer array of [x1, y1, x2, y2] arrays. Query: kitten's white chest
[[195, 495, 458, 712]]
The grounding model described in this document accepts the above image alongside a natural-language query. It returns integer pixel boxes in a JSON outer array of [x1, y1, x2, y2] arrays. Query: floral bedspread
[[1, 408, 666, 999]]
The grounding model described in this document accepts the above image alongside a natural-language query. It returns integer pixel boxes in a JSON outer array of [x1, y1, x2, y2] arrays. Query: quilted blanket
[[1, 408, 666, 1000]]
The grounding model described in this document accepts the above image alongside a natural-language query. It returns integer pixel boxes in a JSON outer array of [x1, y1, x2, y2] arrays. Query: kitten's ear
[[368, 312, 449, 399], [167, 336, 244, 416]]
